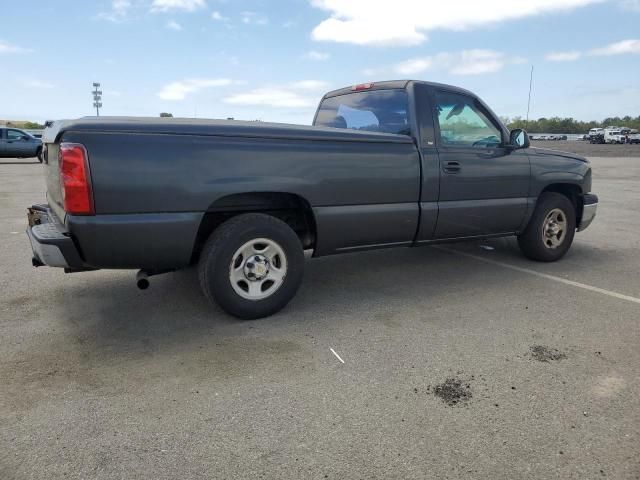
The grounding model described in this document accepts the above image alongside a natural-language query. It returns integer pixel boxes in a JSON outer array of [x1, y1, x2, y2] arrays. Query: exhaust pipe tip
[[136, 270, 150, 290]]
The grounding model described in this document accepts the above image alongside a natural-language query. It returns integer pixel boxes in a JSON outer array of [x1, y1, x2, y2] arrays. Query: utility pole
[[92, 82, 103, 116], [526, 66, 534, 127]]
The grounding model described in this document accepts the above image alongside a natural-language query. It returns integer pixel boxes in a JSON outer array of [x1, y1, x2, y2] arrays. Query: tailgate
[[41, 123, 65, 220]]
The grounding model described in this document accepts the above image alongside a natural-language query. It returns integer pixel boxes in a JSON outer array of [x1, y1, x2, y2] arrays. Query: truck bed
[[40, 116, 421, 268]]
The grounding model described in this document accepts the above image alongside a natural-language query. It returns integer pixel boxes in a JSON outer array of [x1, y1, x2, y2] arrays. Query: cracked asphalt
[[1, 155, 639, 479]]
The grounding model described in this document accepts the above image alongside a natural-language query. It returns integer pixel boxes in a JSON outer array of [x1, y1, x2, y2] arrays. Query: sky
[[1, 0, 639, 124]]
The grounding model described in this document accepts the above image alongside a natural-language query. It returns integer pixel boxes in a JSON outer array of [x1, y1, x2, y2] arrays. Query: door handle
[[443, 161, 461, 173]]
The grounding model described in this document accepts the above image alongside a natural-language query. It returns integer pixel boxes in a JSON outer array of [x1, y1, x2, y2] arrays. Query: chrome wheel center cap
[[244, 255, 269, 281], [547, 222, 560, 236]]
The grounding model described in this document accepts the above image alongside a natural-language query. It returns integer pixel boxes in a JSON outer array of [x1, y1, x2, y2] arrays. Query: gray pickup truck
[[27, 80, 597, 319], [1, 127, 43, 162]]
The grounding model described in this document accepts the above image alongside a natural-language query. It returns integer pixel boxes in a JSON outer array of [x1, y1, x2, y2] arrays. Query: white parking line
[[330, 348, 345, 364], [438, 247, 640, 305]]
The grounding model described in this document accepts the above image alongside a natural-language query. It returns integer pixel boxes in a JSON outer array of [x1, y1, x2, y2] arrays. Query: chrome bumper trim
[[27, 227, 69, 267], [578, 201, 597, 232]]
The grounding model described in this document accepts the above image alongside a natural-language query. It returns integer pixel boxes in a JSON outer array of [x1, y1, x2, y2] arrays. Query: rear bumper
[[27, 205, 83, 268], [27, 204, 203, 270], [578, 194, 598, 232]]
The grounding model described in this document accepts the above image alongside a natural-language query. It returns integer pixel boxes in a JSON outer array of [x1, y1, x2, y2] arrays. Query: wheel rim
[[542, 208, 567, 249], [229, 238, 287, 300]]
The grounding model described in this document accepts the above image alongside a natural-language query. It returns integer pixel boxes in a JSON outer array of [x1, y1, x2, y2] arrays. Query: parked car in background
[[604, 129, 625, 144], [0, 127, 43, 162], [589, 128, 605, 144]]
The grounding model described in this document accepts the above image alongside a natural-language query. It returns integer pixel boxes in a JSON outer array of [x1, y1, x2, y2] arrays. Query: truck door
[[431, 89, 530, 239]]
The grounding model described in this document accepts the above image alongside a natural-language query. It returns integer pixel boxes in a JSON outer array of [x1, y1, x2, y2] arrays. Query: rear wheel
[[517, 192, 576, 262], [198, 213, 304, 319]]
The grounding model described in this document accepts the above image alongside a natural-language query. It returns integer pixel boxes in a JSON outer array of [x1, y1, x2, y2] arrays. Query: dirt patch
[[530, 345, 567, 362], [6, 295, 35, 307], [432, 378, 472, 406]]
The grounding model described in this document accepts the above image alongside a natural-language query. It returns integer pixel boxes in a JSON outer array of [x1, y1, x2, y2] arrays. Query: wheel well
[[191, 192, 316, 263], [541, 183, 583, 220]]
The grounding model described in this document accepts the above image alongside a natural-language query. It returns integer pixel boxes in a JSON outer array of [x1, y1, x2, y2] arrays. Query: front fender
[[533, 171, 585, 197]]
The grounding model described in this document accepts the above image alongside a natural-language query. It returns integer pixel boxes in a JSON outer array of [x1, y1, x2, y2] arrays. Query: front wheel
[[198, 213, 304, 319], [36, 148, 43, 163], [517, 192, 576, 262]]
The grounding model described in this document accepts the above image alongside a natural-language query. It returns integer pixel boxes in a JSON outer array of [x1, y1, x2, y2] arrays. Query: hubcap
[[229, 238, 287, 300], [542, 208, 567, 249]]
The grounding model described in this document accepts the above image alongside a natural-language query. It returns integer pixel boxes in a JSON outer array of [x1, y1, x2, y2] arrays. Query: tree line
[[501, 116, 640, 134], [1, 120, 45, 129]]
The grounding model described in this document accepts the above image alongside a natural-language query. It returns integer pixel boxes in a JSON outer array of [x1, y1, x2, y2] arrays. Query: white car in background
[[604, 129, 625, 144]]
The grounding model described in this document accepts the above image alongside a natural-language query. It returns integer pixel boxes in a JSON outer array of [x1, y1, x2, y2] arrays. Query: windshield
[[314, 89, 411, 135]]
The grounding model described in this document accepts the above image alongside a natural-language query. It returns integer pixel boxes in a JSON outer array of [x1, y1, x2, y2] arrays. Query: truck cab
[[314, 81, 536, 239]]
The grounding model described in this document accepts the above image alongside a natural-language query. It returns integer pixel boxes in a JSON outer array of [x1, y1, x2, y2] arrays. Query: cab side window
[[434, 91, 502, 148]]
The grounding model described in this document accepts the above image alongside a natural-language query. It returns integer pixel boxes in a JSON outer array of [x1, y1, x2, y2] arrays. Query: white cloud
[[0, 41, 32, 54], [224, 81, 329, 108], [24, 80, 54, 89], [304, 50, 331, 61], [166, 20, 183, 30], [545, 51, 582, 61], [395, 58, 433, 75], [151, 0, 205, 13], [388, 50, 524, 76], [240, 11, 268, 25], [310, 0, 603, 46], [97, 0, 131, 22], [158, 78, 234, 100], [450, 50, 524, 75], [211, 11, 228, 21], [589, 39, 640, 56], [224, 89, 316, 108], [290, 80, 330, 90]]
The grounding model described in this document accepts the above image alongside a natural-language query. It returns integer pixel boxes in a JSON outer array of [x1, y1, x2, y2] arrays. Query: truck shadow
[[52, 238, 611, 370]]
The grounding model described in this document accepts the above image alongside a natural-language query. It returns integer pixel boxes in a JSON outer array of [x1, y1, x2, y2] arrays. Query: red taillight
[[351, 83, 374, 91], [59, 143, 94, 215]]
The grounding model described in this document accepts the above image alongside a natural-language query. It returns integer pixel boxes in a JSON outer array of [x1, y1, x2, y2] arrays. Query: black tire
[[517, 192, 576, 262], [36, 148, 43, 163], [198, 213, 304, 319]]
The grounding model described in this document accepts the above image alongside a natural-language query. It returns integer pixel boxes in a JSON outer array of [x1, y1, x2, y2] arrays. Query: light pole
[[92, 82, 103, 116]]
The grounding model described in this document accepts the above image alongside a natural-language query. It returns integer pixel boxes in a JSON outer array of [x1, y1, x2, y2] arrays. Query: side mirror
[[509, 129, 530, 149], [22, 135, 30, 141]]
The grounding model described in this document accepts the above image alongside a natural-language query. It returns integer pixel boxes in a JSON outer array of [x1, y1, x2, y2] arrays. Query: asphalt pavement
[[1, 155, 639, 479]]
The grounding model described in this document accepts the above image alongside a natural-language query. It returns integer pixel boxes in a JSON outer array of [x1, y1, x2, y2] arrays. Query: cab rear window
[[314, 89, 410, 136]]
